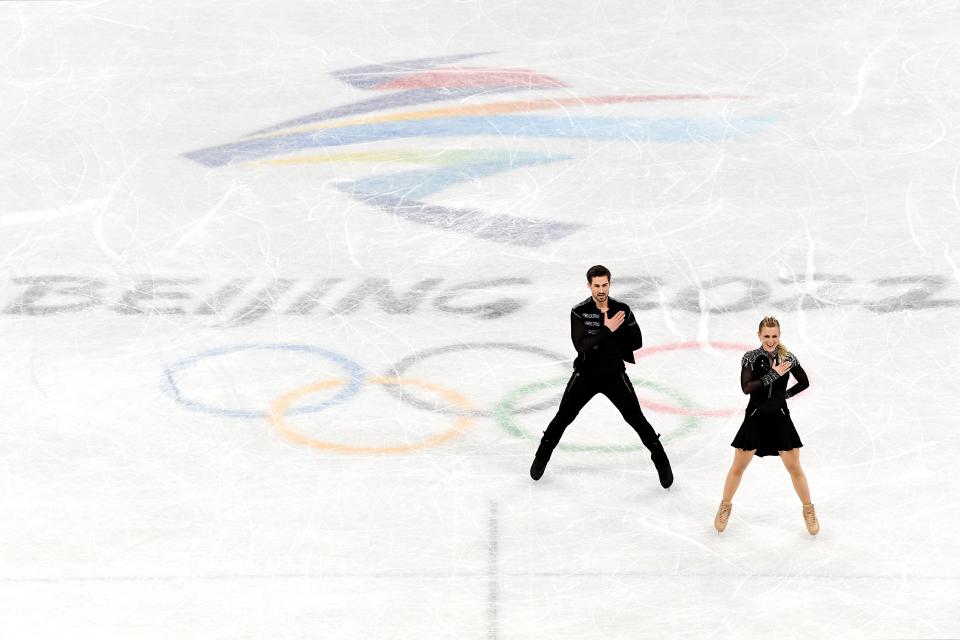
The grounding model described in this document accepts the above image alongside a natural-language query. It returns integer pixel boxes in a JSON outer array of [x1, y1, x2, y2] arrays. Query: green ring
[[496, 376, 702, 452]]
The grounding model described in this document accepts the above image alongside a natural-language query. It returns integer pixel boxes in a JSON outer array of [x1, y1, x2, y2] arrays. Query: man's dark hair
[[586, 264, 611, 283]]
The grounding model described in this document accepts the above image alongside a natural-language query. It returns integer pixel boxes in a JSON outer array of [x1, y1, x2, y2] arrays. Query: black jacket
[[740, 348, 809, 412], [570, 296, 644, 370]]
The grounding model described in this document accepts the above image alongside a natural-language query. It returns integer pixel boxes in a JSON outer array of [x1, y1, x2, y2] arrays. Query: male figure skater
[[530, 265, 674, 488]]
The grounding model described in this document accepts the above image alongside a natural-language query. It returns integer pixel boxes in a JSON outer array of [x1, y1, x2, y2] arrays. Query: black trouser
[[536, 368, 662, 459]]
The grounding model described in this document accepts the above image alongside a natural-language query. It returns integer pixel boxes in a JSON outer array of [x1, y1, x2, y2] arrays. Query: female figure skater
[[714, 316, 819, 535]]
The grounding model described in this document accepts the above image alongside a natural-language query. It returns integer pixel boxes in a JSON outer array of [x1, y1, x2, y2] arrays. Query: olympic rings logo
[[162, 341, 753, 455], [271, 377, 476, 454]]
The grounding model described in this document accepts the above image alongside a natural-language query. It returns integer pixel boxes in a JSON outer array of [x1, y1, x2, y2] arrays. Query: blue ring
[[162, 343, 365, 418]]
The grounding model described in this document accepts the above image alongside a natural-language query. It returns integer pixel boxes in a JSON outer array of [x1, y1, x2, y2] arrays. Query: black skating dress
[[731, 348, 809, 457]]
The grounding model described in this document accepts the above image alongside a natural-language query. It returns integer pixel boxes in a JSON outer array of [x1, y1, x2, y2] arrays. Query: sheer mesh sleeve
[[741, 363, 781, 394], [741, 365, 762, 394]]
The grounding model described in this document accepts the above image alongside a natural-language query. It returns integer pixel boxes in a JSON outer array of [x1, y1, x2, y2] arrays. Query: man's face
[[589, 276, 610, 305]]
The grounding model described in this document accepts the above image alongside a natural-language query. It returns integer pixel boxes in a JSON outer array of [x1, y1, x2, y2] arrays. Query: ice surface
[[2, 1, 959, 637]]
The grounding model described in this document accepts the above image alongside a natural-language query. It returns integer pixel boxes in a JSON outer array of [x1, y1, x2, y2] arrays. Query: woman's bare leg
[[722, 448, 756, 502], [778, 448, 811, 504]]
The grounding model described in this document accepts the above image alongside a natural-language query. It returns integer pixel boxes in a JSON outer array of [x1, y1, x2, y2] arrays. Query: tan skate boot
[[714, 500, 732, 534], [803, 503, 820, 536]]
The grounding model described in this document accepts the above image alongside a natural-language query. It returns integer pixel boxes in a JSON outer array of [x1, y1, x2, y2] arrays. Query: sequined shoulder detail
[[785, 352, 800, 367], [741, 348, 764, 367]]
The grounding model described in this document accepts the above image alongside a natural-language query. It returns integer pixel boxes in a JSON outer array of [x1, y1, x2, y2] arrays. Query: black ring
[[382, 342, 569, 417]]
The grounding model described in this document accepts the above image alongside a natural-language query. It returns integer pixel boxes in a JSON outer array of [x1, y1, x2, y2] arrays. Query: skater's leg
[[602, 372, 661, 448], [715, 448, 755, 532], [778, 448, 811, 504], [602, 372, 672, 487], [530, 371, 596, 479], [540, 371, 596, 447], [780, 449, 819, 534], [722, 448, 755, 502]]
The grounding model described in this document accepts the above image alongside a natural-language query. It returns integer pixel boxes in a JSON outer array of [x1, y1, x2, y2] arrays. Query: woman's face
[[758, 325, 780, 352]]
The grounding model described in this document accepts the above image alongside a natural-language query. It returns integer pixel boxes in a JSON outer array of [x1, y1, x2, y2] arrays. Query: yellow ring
[[269, 376, 476, 454]]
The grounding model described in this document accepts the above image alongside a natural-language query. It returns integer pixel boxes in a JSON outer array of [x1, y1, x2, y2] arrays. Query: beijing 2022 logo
[[184, 52, 774, 247]]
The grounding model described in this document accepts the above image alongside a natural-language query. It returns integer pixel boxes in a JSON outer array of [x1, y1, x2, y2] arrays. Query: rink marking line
[[247, 95, 743, 141], [488, 500, 499, 640], [269, 376, 477, 454]]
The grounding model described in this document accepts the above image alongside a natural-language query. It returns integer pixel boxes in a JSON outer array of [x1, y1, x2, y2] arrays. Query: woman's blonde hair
[[758, 316, 791, 362]]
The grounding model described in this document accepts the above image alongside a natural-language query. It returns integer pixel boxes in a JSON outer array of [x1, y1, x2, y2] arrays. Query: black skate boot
[[530, 456, 548, 481], [530, 438, 555, 481], [649, 436, 673, 489]]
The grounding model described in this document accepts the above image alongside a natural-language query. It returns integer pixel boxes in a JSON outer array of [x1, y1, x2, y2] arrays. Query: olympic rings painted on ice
[[496, 376, 701, 451], [269, 376, 477, 454], [633, 341, 754, 417], [162, 340, 747, 455], [162, 343, 365, 418], [384, 342, 569, 417]]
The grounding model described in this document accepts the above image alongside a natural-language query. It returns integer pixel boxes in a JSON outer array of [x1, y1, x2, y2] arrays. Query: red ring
[[633, 341, 754, 417]]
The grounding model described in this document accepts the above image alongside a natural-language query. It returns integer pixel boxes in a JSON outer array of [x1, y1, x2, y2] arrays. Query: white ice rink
[[3, 1, 960, 637]]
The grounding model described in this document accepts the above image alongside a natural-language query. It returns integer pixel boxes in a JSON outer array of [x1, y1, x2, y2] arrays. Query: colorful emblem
[[184, 53, 774, 246]]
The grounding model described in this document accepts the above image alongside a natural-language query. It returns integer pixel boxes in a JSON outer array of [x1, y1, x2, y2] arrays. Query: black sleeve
[[623, 308, 643, 351], [740, 364, 781, 395], [785, 363, 809, 399], [571, 310, 610, 355]]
